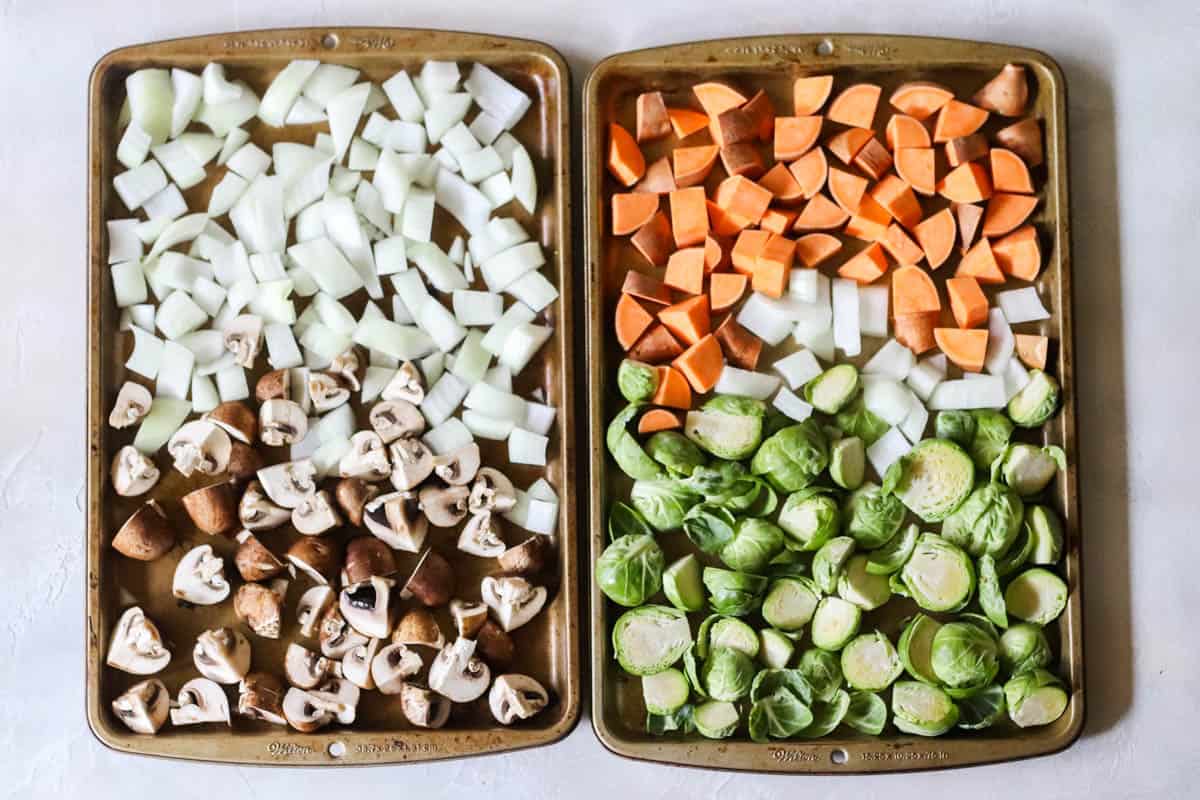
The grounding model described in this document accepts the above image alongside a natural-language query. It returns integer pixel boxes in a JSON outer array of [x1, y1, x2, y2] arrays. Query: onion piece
[[133, 397, 192, 454], [195, 80, 260, 136], [143, 184, 187, 221], [463, 382, 527, 424], [191, 278, 227, 317], [107, 220, 143, 265], [450, 331, 492, 384], [226, 143, 272, 181], [484, 365, 513, 392], [905, 360, 944, 403], [492, 132, 521, 170], [176, 330, 225, 365], [217, 128, 250, 166], [311, 292, 357, 336], [462, 410, 515, 440], [424, 93, 472, 144], [863, 339, 916, 381], [417, 299, 468, 353], [176, 132, 223, 165], [299, 322, 351, 364], [126, 69, 173, 144], [156, 340, 195, 400], [409, 242, 468, 292], [523, 401, 556, 436], [348, 137, 380, 171], [386, 120, 428, 154], [458, 146, 504, 184], [230, 176, 287, 254], [434, 168, 491, 235], [996, 287, 1051, 324], [420, 372, 470, 427], [441, 123, 481, 158], [113, 161, 168, 211], [464, 63, 531, 129], [109, 261, 147, 309], [858, 285, 889, 338], [373, 148, 413, 213], [285, 96, 326, 125], [497, 323, 551, 374], [381, 70, 425, 122], [190, 374, 219, 413], [157, 252, 212, 291], [419, 351, 446, 385], [116, 122, 152, 170], [283, 157, 332, 219], [320, 196, 382, 298], [125, 326, 165, 379], [401, 188, 436, 242], [452, 290, 504, 327], [264, 322, 303, 369], [257, 59, 320, 127], [150, 140, 205, 189], [832, 278, 862, 357], [202, 63, 242, 105], [312, 436, 352, 479], [468, 112, 504, 146], [196, 351, 237, 377], [984, 308, 1016, 375], [313, 405, 355, 445], [480, 242, 545, 292], [354, 181, 392, 235], [863, 377, 916, 426], [502, 488, 557, 535], [210, 240, 253, 286], [362, 365, 396, 403], [207, 172, 249, 217], [714, 366, 780, 400], [481, 302, 536, 355], [124, 304, 156, 332], [480, 172, 515, 209], [1002, 355, 1032, 401], [510, 144, 537, 215], [286, 236, 364, 299], [247, 279, 296, 325], [390, 270, 431, 320], [737, 293, 793, 346], [351, 317, 434, 361], [326, 82, 371, 164], [788, 269, 828, 304], [215, 364, 249, 402], [772, 348, 823, 390], [422, 418, 474, 456], [772, 387, 814, 421], [156, 291, 208, 340], [361, 112, 391, 147], [867, 427, 913, 478], [928, 376, 1007, 410], [508, 427, 549, 466], [898, 393, 929, 443]]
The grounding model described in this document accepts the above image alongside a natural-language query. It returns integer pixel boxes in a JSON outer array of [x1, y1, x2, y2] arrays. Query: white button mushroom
[[318, 605, 369, 659], [170, 677, 231, 726], [363, 491, 428, 552], [112, 678, 169, 734], [488, 674, 549, 725], [292, 490, 342, 535], [193, 627, 251, 684], [172, 544, 230, 605], [224, 314, 264, 368], [329, 348, 362, 392], [282, 687, 333, 732], [258, 399, 308, 447], [106, 606, 171, 675], [109, 381, 153, 430], [369, 399, 425, 443], [457, 512, 506, 558], [388, 437, 434, 491], [307, 372, 350, 413], [400, 683, 451, 728], [341, 638, 380, 690], [428, 637, 491, 702], [167, 420, 232, 477], [296, 585, 335, 638], [339, 576, 396, 640], [371, 642, 423, 695], [433, 443, 481, 486], [339, 431, 392, 481], [256, 459, 317, 509], [381, 361, 425, 404], [468, 467, 517, 514], [418, 484, 470, 527], [110, 445, 160, 497], [480, 576, 548, 632], [238, 479, 291, 530], [283, 642, 337, 690], [307, 677, 359, 724]]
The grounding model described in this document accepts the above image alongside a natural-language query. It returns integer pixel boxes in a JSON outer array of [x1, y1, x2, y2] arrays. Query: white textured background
[[2, 0, 1198, 797]]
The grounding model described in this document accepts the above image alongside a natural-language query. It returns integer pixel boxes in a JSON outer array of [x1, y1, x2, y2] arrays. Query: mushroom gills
[[106, 606, 171, 675], [489, 674, 550, 724], [112, 679, 169, 734], [170, 678, 231, 726]]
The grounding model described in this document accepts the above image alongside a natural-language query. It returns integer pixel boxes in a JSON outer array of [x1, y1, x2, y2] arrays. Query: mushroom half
[[172, 544, 230, 605], [235, 578, 288, 639], [433, 443, 481, 486], [238, 479, 291, 531], [283, 642, 337, 690], [112, 500, 174, 561], [237, 672, 287, 725], [109, 381, 153, 429], [393, 608, 446, 650], [234, 530, 286, 581], [256, 459, 317, 509], [371, 642, 423, 695], [449, 599, 489, 639], [402, 549, 455, 607], [106, 606, 171, 675], [428, 637, 491, 703], [307, 372, 350, 413], [388, 437, 434, 491], [296, 585, 335, 638], [170, 677, 231, 726], [224, 314, 263, 368], [457, 512, 506, 558], [342, 536, 398, 585], [329, 347, 362, 391], [363, 491, 428, 552], [468, 467, 517, 514], [418, 484, 470, 527], [258, 399, 308, 447], [369, 399, 425, 443], [286, 537, 340, 585], [339, 576, 396, 640], [334, 478, 379, 527], [318, 604, 369, 659], [400, 683, 451, 728], [203, 401, 257, 444], [342, 638, 380, 690], [110, 445, 160, 497], [112, 678, 169, 734], [282, 687, 333, 733], [307, 677, 360, 725], [488, 674, 550, 725], [340, 431, 392, 481], [193, 627, 251, 684], [480, 576, 548, 632], [181, 482, 239, 536], [292, 490, 342, 535], [381, 361, 425, 404], [167, 420, 232, 477]]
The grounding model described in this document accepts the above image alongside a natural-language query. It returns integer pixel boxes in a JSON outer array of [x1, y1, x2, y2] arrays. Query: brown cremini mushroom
[[433, 443, 481, 486], [388, 437, 434, 491], [498, 535, 552, 576], [418, 484, 470, 527], [224, 314, 263, 369], [296, 585, 335, 638], [112, 678, 169, 734], [226, 440, 263, 482], [342, 536, 398, 585], [237, 672, 287, 725], [181, 481, 239, 535], [193, 627, 251, 684], [238, 479, 290, 530], [339, 575, 396, 639], [392, 608, 445, 650], [107, 606, 171, 675], [475, 620, 515, 670], [234, 579, 288, 639], [168, 420, 232, 477], [112, 500, 174, 561], [363, 491, 427, 552], [335, 478, 379, 527], [369, 399, 425, 443], [255, 368, 290, 403], [291, 490, 341, 535], [402, 549, 455, 607], [258, 399, 308, 447], [286, 536, 340, 585], [204, 401, 256, 444], [234, 530, 286, 581], [449, 599, 489, 639]]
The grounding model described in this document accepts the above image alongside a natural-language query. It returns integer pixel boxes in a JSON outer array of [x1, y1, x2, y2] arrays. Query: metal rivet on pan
[[817, 39, 835, 56], [322, 33, 339, 49], [831, 748, 848, 765], [328, 741, 346, 758]]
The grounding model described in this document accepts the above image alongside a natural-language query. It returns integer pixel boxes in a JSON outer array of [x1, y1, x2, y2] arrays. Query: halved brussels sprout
[[967, 410, 1014, 470], [841, 631, 903, 691], [761, 577, 821, 632], [684, 395, 766, 460], [693, 700, 741, 739], [1026, 505, 1064, 565], [612, 605, 692, 676], [646, 704, 695, 735], [758, 628, 797, 669], [720, 518, 785, 573], [995, 523, 1035, 576], [804, 364, 860, 414], [777, 488, 840, 551], [662, 554, 704, 612], [642, 667, 690, 715], [931, 621, 1000, 696], [607, 404, 663, 480], [702, 567, 768, 617], [898, 613, 942, 684], [1008, 370, 1061, 428], [844, 690, 887, 735], [867, 523, 918, 575], [810, 596, 862, 651], [748, 688, 814, 742], [977, 555, 1009, 628], [899, 534, 976, 613], [646, 431, 707, 477], [1004, 668, 1069, 727], [999, 623, 1053, 676], [956, 683, 1006, 730], [935, 410, 976, 449], [751, 668, 814, 705], [750, 419, 830, 492], [891, 681, 959, 736], [618, 359, 660, 403], [836, 395, 889, 446], [884, 438, 975, 523], [680, 504, 736, 554], [596, 533, 664, 607], [837, 554, 892, 611], [701, 646, 756, 701], [608, 501, 654, 541], [843, 482, 906, 548], [708, 617, 760, 659], [941, 482, 1025, 558], [992, 443, 1065, 497], [830, 436, 866, 490], [1004, 567, 1068, 625], [797, 648, 843, 704], [630, 479, 699, 532], [813, 536, 856, 594], [796, 689, 850, 738]]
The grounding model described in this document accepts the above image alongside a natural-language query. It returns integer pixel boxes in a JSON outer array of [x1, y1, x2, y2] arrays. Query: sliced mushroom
[[381, 360, 424, 404], [285, 536, 340, 585], [363, 491, 428, 552], [224, 314, 263, 368], [234, 530, 286, 581], [239, 479, 290, 530], [234, 578, 288, 639], [112, 678, 169, 734], [284, 642, 336, 690], [168, 420, 232, 477], [237, 672, 287, 725], [106, 606, 170, 675], [476, 620, 515, 670], [449, 599, 489, 639], [334, 478, 379, 527], [255, 368, 290, 403], [296, 585, 335, 638], [109, 381, 153, 429], [110, 446, 160, 497], [402, 549, 455, 607], [457, 512, 506, 558], [172, 544, 230, 605], [258, 399, 308, 447], [203, 401, 256, 444], [181, 481, 238, 535], [256, 459, 316, 509], [388, 437, 434, 491], [339, 576, 396, 639], [428, 637, 491, 702], [468, 467, 518, 514], [318, 604, 369, 659], [193, 627, 251, 684], [489, 674, 549, 725], [498, 535, 552, 576], [170, 677, 230, 726], [292, 490, 342, 535], [341, 638, 380, 690], [342, 536, 398, 585], [329, 348, 362, 392], [419, 484, 470, 527], [480, 576, 548, 632], [112, 500, 174, 561], [282, 687, 333, 732], [308, 677, 360, 725], [371, 642, 423, 695], [369, 399, 425, 443], [226, 440, 263, 482], [307, 372, 350, 413], [393, 608, 445, 650], [433, 443, 481, 486], [400, 683, 451, 728], [339, 431, 391, 482]]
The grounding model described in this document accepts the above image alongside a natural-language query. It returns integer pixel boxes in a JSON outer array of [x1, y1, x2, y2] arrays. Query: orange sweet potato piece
[[826, 127, 874, 165], [889, 81, 954, 121], [957, 238, 1005, 285], [828, 83, 882, 129], [895, 147, 936, 196], [667, 107, 709, 140], [844, 194, 893, 242], [758, 163, 805, 204], [754, 234, 795, 298], [674, 333, 725, 392], [954, 202, 984, 253], [664, 247, 706, 295], [638, 407, 684, 433], [881, 224, 925, 266], [634, 156, 677, 195], [946, 276, 989, 329], [712, 107, 757, 148], [789, 147, 828, 199], [636, 91, 672, 142], [669, 187, 709, 248], [934, 327, 989, 372], [892, 265, 941, 314], [793, 75, 834, 115], [894, 311, 938, 354], [760, 208, 799, 235], [933, 100, 990, 143], [651, 367, 693, 410], [612, 193, 660, 236], [793, 193, 850, 231], [828, 166, 869, 214], [990, 148, 1034, 194], [741, 90, 776, 140], [719, 143, 766, 179], [731, 229, 772, 275], [1014, 333, 1048, 370], [615, 294, 655, 350], [837, 241, 889, 284], [709, 272, 747, 312], [938, 162, 993, 203], [707, 200, 748, 236], [995, 118, 1044, 167], [715, 176, 773, 225], [973, 63, 1028, 117], [913, 208, 957, 270], [774, 116, 823, 161], [628, 324, 683, 364], [622, 271, 673, 305], [704, 235, 729, 273], [886, 114, 932, 150], [945, 133, 990, 167], [981, 193, 1038, 238], [673, 144, 720, 188], [871, 175, 923, 229], [631, 210, 674, 266], [607, 123, 645, 187], [795, 233, 843, 267], [992, 225, 1042, 281], [854, 138, 894, 181], [693, 82, 747, 118], [713, 315, 762, 370], [658, 295, 711, 346]]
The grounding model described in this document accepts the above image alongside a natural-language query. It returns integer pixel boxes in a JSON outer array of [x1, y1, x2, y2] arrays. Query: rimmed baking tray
[[86, 27, 578, 765], [584, 34, 1081, 773]]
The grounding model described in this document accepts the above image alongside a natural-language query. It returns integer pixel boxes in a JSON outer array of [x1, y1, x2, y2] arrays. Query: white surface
[[1, 0, 1198, 797]]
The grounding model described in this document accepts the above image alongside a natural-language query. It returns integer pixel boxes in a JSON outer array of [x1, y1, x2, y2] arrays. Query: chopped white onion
[[195, 80, 259, 137], [248, 279, 296, 325], [984, 307, 1016, 374], [217, 128, 250, 166], [202, 63, 243, 105], [433, 147, 460, 174], [928, 376, 1007, 410], [117, 122, 152, 169], [157, 252, 212, 290], [390, 270, 431, 318], [867, 427, 913, 477], [351, 316, 434, 361], [353, 181, 392, 235], [714, 366, 781, 400], [299, 322, 350, 364], [420, 372, 470, 427], [156, 340, 194, 400], [773, 387, 814, 421], [497, 323, 551, 374], [125, 326, 165, 379], [452, 290, 504, 326], [381, 70, 426, 122], [191, 277, 227, 317], [190, 374, 219, 413], [113, 160, 168, 211], [464, 63, 531, 129], [462, 410, 515, 440], [508, 427, 548, 466], [492, 132, 521, 170], [434, 166, 491, 235], [505, 271, 559, 312], [510, 144, 537, 215], [863, 339, 916, 381], [484, 365, 513, 392], [898, 393, 929, 444], [315, 405, 355, 444], [285, 96, 326, 125], [133, 397, 192, 453], [312, 436, 352, 479], [737, 293, 794, 346], [772, 349, 823, 390], [464, 381, 527, 423], [458, 146, 504, 184], [286, 236, 364, 299], [215, 364, 249, 402], [503, 488, 557, 535], [125, 304, 156, 332], [996, 287, 1050, 324], [348, 137, 379, 171], [330, 166, 361, 194], [441, 122, 481, 158], [302, 63, 360, 108], [424, 93, 472, 144], [419, 351, 445, 385], [864, 378, 916, 426], [417, 298, 468, 353], [326, 82, 371, 163], [1002, 355, 1032, 401], [264, 322, 303, 369], [386, 120, 428, 154], [832, 278, 862, 357], [523, 401, 556, 436], [481, 242, 545, 292], [481, 302, 536, 355], [143, 184, 187, 221], [225, 278, 258, 314], [905, 360, 944, 403], [107, 220, 143, 264], [320, 196, 382, 298], [176, 330, 224, 365], [126, 69, 173, 144], [207, 172, 249, 217], [155, 291, 208, 339], [230, 175, 287, 254], [151, 139, 206, 189], [422, 418, 474, 456], [479, 171, 516, 209], [177, 132, 223, 165], [110, 262, 147, 308], [361, 366, 395, 403], [226, 142, 272, 181], [258, 59, 320, 127], [858, 285, 889, 338], [468, 111, 504, 146], [449, 330, 492, 384], [283, 157, 332, 219], [373, 148, 414, 213]]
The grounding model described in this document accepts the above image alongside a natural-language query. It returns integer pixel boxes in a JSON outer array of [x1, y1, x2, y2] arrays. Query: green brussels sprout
[[995, 524, 1035, 576], [992, 443, 1065, 497], [935, 410, 977, 449], [748, 687, 814, 742], [956, 684, 1007, 730], [702, 567, 768, 617], [931, 621, 1000, 696], [751, 668, 814, 705], [707, 617, 760, 659], [1025, 504, 1064, 565], [645, 431, 707, 477], [646, 703, 695, 735], [899, 534, 976, 613], [797, 648, 844, 704], [758, 629, 797, 669], [941, 483, 1025, 558], [642, 668, 690, 714], [662, 554, 704, 612], [967, 410, 1015, 470], [764, 407, 793, 437], [761, 577, 821, 632], [606, 404, 663, 480], [693, 700, 741, 739], [843, 482, 905, 548], [804, 364, 860, 414], [810, 596, 862, 651], [999, 623, 1053, 676], [1004, 669, 1069, 728], [891, 681, 960, 736], [777, 488, 841, 551], [595, 534, 664, 607], [607, 501, 654, 541], [617, 359, 660, 403], [612, 605, 692, 675], [683, 459, 746, 495], [701, 646, 756, 701], [629, 479, 699, 531], [683, 650, 706, 698], [1008, 370, 1061, 428], [681, 504, 737, 554], [883, 438, 975, 523], [841, 631, 903, 691], [829, 436, 866, 490], [898, 613, 942, 684], [867, 523, 919, 575], [750, 419, 830, 492], [796, 689, 850, 738], [812, 535, 856, 594], [695, 614, 724, 659], [721, 518, 786, 573], [844, 690, 887, 735], [977, 554, 1009, 629], [837, 554, 892, 611], [1004, 567, 1068, 626], [684, 395, 766, 460], [835, 395, 890, 446], [722, 476, 779, 517]]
